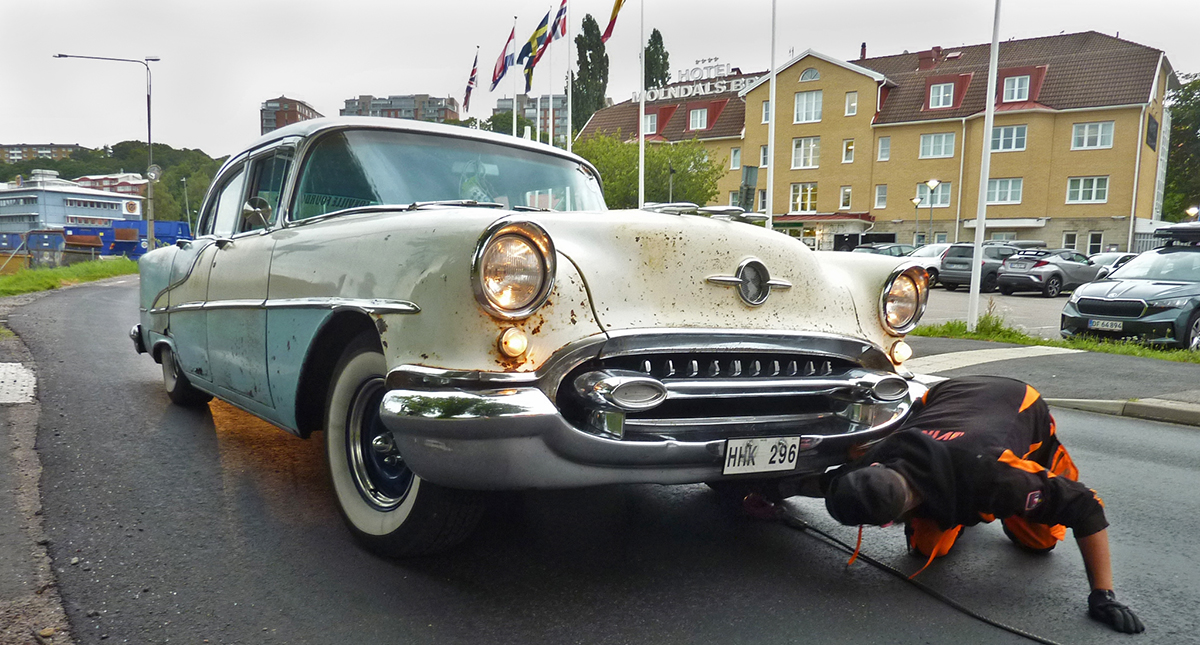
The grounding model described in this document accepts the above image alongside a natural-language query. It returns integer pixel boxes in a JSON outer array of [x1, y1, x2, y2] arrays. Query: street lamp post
[[181, 176, 191, 234], [910, 196, 922, 245], [53, 53, 160, 249], [925, 178, 941, 244]]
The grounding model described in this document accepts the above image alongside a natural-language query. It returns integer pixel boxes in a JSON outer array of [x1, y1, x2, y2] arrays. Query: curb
[[1045, 397, 1200, 428]]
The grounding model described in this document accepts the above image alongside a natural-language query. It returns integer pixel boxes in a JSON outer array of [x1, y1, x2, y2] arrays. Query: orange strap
[[908, 527, 958, 580], [847, 525, 864, 566]]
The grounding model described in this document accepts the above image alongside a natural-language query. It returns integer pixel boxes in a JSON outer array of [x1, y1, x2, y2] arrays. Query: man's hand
[[1088, 589, 1144, 634]]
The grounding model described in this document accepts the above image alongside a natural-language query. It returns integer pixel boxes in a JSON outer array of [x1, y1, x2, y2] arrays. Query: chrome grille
[[1077, 298, 1146, 317]]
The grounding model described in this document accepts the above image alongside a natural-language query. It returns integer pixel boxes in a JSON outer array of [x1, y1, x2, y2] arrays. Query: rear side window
[[945, 246, 974, 258]]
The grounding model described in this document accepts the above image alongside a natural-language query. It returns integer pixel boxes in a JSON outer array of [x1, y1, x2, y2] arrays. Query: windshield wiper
[[405, 200, 506, 211], [511, 205, 550, 212]]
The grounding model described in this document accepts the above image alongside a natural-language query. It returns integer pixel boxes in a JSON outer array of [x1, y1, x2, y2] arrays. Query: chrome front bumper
[[377, 330, 925, 490]]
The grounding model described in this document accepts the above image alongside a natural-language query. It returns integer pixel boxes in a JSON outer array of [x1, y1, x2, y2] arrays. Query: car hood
[[1074, 278, 1200, 300], [537, 209, 883, 338]]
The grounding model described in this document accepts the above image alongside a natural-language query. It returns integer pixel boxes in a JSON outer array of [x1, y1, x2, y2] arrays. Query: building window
[[1003, 75, 1030, 102], [1072, 122, 1114, 150], [935, 232, 948, 243], [842, 139, 855, 163], [917, 182, 951, 207], [794, 90, 823, 123], [878, 137, 891, 161], [791, 182, 818, 213], [762, 100, 770, 123], [915, 233, 927, 246], [730, 147, 741, 170], [991, 232, 1017, 241], [919, 132, 955, 158], [991, 125, 1027, 152], [643, 113, 657, 134], [987, 178, 1023, 204], [1063, 231, 1078, 250], [799, 68, 820, 82], [757, 189, 767, 212], [689, 108, 708, 130], [840, 186, 852, 210], [1067, 176, 1109, 203], [792, 137, 820, 169], [875, 185, 888, 209], [760, 145, 769, 168], [730, 191, 740, 207], [1088, 232, 1104, 255], [845, 91, 858, 116], [930, 82, 955, 109]]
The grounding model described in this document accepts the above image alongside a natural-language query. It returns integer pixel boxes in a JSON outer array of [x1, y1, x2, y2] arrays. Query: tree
[[1165, 72, 1200, 221], [571, 14, 609, 134], [644, 29, 670, 89], [573, 133, 724, 209], [485, 110, 535, 138]]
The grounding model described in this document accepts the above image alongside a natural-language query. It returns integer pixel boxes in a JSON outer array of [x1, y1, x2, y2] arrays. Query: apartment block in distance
[[261, 96, 324, 135], [742, 32, 1179, 252], [340, 94, 459, 123], [1, 143, 85, 164]]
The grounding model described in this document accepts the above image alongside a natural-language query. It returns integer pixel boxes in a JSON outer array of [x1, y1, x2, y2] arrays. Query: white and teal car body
[[132, 117, 929, 556]]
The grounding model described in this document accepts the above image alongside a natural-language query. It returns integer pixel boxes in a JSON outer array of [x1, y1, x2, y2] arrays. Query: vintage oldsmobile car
[[132, 117, 929, 556]]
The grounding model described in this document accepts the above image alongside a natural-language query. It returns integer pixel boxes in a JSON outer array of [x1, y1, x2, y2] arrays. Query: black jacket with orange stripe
[[825, 376, 1108, 537]]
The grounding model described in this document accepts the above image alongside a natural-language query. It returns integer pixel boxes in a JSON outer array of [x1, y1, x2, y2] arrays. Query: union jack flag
[[464, 48, 479, 112]]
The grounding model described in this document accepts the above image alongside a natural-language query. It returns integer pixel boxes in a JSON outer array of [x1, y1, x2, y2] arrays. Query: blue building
[[0, 169, 143, 233]]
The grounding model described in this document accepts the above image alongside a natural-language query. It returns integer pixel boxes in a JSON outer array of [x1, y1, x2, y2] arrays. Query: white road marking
[[0, 362, 35, 404], [906, 345, 1083, 375]]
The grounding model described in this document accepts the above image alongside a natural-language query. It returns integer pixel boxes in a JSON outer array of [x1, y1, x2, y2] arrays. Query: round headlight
[[881, 267, 928, 333], [472, 220, 556, 319]]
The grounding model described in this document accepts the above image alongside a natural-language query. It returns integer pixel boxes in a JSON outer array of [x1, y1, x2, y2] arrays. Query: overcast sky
[[2, 0, 1196, 160]]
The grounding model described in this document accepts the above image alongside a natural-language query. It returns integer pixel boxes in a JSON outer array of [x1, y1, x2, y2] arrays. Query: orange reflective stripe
[[978, 512, 996, 523], [1018, 384, 1041, 413], [909, 527, 960, 580], [998, 449, 1056, 477]]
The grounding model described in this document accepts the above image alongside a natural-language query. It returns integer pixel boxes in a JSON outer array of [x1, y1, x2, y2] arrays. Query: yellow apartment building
[[740, 32, 1179, 252]]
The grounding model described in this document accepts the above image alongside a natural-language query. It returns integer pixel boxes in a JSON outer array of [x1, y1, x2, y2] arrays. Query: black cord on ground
[[776, 510, 1064, 645]]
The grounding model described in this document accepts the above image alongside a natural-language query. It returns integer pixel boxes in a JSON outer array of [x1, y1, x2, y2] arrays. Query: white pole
[[548, 2, 555, 147], [537, 95, 542, 142], [967, 0, 1003, 331], [512, 16, 518, 138], [765, 0, 777, 228], [638, 0, 645, 208], [566, 0, 573, 152]]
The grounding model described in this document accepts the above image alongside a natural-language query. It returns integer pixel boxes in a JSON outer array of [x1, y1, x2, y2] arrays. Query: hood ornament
[[707, 258, 792, 306]]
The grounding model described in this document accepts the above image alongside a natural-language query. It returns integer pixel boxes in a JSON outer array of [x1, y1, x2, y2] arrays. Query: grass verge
[[911, 307, 1200, 365], [0, 258, 138, 298]]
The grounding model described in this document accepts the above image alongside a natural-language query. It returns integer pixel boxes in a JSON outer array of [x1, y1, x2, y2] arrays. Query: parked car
[[938, 243, 1019, 292], [997, 248, 1104, 297], [984, 239, 1047, 249], [853, 243, 916, 256], [1088, 251, 1137, 278], [1062, 241, 1200, 348], [131, 117, 930, 556], [904, 243, 953, 286]]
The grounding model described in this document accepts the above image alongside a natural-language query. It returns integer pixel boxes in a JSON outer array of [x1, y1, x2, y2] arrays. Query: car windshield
[[909, 245, 946, 257], [1109, 249, 1200, 282], [293, 129, 606, 220]]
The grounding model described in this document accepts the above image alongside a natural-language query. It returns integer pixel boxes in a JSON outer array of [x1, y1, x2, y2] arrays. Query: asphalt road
[[922, 285, 1069, 339], [10, 280, 1200, 645]]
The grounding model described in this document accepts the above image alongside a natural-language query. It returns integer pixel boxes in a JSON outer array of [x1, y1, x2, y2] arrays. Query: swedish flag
[[518, 10, 550, 92]]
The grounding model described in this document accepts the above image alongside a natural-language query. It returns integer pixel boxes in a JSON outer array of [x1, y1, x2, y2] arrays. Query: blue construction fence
[[0, 221, 192, 271]]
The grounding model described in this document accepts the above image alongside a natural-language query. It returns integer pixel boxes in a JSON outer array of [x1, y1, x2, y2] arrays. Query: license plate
[[1009, 262, 1029, 270], [723, 437, 801, 475], [1088, 319, 1123, 331]]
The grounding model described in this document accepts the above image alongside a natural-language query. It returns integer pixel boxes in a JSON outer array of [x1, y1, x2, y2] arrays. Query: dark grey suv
[[939, 243, 1019, 292]]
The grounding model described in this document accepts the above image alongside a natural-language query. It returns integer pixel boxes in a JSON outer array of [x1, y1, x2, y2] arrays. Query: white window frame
[[929, 82, 955, 109], [987, 178, 1023, 204], [919, 133, 955, 159], [689, 108, 708, 131], [842, 139, 854, 164], [1003, 75, 1030, 102], [917, 182, 952, 207], [840, 186, 852, 210], [730, 147, 741, 170], [1072, 122, 1114, 150], [845, 91, 858, 116], [934, 232, 948, 243], [1062, 231, 1078, 250], [877, 137, 890, 161], [1088, 231, 1104, 255], [760, 145, 769, 168], [991, 232, 1017, 241], [757, 189, 767, 212], [792, 137, 820, 169], [730, 191, 740, 207], [875, 184, 888, 209], [1066, 176, 1109, 204], [791, 182, 818, 213], [643, 113, 657, 135], [762, 100, 770, 124], [794, 90, 823, 124], [799, 68, 820, 82], [991, 125, 1027, 152]]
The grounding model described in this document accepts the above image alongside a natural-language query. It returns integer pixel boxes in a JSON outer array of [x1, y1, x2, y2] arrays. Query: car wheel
[[324, 331, 485, 557], [982, 272, 998, 292], [1186, 312, 1200, 351], [926, 269, 939, 287], [1042, 276, 1062, 298], [944, 282, 957, 291], [160, 345, 212, 407], [999, 286, 1015, 296]]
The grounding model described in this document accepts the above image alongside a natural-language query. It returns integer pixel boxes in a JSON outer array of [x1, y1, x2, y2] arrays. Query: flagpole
[[548, 2, 555, 147], [765, 0, 777, 229], [637, 0, 645, 208], [967, 0, 1003, 331], [512, 15, 518, 138], [566, 0, 573, 152]]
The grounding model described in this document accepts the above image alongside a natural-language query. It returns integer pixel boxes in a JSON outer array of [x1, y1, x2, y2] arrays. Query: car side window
[[1073, 253, 1089, 263], [209, 166, 247, 238], [241, 148, 294, 233]]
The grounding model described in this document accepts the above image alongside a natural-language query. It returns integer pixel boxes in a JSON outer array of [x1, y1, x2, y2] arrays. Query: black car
[[1062, 227, 1200, 349]]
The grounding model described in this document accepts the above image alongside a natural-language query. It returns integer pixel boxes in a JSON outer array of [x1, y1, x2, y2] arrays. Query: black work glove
[[1088, 589, 1144, 634]]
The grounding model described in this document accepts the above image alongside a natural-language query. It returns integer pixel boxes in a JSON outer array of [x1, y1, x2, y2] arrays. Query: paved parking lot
[[923, 284, 1069, 339]]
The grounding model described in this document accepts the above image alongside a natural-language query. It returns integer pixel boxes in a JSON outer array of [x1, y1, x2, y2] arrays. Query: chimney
[[917, 46, 944, 71], [860, 42, 867, 60]]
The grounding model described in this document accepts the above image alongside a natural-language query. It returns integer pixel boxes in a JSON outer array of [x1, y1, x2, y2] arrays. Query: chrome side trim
[[150, 297, 421, 316], [662, 374, 880, 400], [628, 412, 833, 428]]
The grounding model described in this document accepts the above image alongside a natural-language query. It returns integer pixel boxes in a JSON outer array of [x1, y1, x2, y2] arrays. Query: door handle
[[175, 239, 192, 249], [215, 238, 234, 249]]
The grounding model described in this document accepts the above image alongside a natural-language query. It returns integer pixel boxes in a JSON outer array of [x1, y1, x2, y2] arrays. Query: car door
[[204, 147, 293, 409]]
